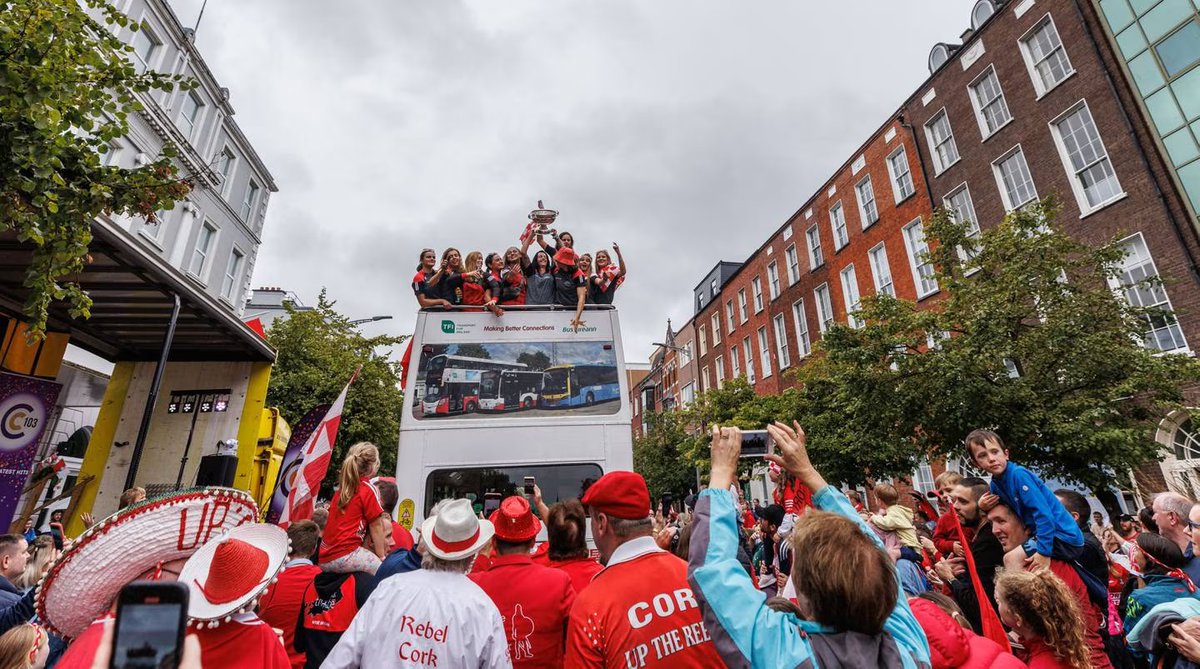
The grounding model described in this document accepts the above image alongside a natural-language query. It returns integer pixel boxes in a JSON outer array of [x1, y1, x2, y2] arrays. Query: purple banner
[[0, 373, 62, 532], [265, 404, 330, 525]]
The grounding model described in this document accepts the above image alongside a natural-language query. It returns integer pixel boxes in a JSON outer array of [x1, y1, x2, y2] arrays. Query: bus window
[[424, 464, 604, 516]]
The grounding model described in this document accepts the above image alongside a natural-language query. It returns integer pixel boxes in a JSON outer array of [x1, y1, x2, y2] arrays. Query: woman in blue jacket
[[689, 421, 931, 668], [1124, 532, 1199, 655]]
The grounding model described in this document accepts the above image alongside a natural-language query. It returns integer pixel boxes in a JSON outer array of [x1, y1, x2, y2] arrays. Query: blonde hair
[[0, 624, 45, 669], [995, 570, 1093, 669], [873, 482, 899, 506], [14, 536, 54, 590], [337, 442, 380, 509], [463, 251, 482, 276]]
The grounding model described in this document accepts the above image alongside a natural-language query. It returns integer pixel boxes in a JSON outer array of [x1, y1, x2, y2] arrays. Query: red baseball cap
[[489, 496, 542, 543], [553, 247, 578, 267], [582, 471, 652, 520]]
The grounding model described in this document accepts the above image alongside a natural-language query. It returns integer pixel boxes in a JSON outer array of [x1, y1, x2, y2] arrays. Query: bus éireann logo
[[441, 320, 455, 334]]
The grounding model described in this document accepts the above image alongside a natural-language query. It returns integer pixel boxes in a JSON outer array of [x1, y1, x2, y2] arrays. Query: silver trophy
[[528, 200, 559, 238]]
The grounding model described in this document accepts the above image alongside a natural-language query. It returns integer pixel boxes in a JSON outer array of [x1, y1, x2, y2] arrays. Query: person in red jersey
[[472, 496, 575, 667], [257, 520, 323, 669], [543, 499, 602, 595], [564, 471, 723, 668], [319, 442, 389, 575], [413, 248, 452, 309]]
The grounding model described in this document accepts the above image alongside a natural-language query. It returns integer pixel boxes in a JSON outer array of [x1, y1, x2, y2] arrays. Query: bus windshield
[[424, 463, 603, 516], [479, 370, 500, 398], [543, 368, 569, 396]]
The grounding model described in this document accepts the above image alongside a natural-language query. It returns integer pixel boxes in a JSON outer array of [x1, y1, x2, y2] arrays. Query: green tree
[[516, 350, 551, 371], [265, 290, 407, 497], [795, 199, 1200, 496], [454, 343, 490, 359], [632, 409, 697, 501], [1, 0, 193, 336]]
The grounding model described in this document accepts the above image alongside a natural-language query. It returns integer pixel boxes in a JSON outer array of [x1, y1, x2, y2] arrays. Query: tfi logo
[[441, 320, 455, 334]]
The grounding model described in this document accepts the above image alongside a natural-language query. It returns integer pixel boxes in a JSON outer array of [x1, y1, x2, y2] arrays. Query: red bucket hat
[[489, 496, 542, 543], [553, 247, 578, 267], [582, 471, 652, 520]]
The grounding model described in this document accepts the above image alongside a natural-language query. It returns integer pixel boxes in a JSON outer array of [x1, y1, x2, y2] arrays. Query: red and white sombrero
[[37, 487, 259, 638], [420, 498, 495, 560], [178, 523, 288, 627]]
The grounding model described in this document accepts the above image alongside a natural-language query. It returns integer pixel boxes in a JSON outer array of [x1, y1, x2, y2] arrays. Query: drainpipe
[[898, 111, 938, 211], [125, 293, 180, 490], [1070, 0, 1200, 286]]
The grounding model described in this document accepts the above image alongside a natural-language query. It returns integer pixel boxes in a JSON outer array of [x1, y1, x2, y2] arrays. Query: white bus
[[395, 306, 633, 530]]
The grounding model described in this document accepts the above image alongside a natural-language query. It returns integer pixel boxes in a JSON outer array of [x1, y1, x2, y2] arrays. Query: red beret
[[582, 471, 651, 520]]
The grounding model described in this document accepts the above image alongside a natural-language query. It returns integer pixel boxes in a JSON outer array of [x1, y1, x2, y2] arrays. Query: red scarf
[[954, 512, 1011, 652], [598, 264, 624, 292]]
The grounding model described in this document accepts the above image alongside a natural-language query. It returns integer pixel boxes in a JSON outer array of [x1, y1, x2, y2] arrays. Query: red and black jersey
[[500, 266, 527, 305], [297, 571, 373, 669], [411, 270, 428, 297], [554, 268, 587, 307]]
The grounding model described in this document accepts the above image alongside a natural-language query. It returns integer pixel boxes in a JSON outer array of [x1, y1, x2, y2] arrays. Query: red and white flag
[[280, 368, 360, 524]]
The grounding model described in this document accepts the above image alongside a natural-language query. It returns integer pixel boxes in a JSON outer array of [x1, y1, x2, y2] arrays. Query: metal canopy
[[0, 221, 275, 362]]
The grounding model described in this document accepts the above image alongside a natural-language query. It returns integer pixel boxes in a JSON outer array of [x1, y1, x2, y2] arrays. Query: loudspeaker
[[195, 454, 238, 487]]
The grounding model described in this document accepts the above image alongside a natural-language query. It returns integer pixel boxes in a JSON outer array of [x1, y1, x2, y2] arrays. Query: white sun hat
[[37, 487, 259, 638], [178, 523, 289, 627], [419, 498, 495, 561]]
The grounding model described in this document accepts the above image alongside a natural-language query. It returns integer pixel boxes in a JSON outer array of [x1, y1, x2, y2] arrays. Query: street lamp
[[349, 315, 392, 326]]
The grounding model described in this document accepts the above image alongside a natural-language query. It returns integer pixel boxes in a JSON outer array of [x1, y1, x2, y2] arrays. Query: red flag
[[245, 317, 266, 338], [398, 338, 414, 390], [952, 511, 1011, 651], [280, 368, 359, 524]]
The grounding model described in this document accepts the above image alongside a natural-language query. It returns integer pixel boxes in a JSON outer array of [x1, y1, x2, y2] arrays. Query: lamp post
[[349, 315, 392, 326]]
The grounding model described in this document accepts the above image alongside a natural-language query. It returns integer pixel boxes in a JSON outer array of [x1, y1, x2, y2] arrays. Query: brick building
[[637, 0, 1200, 504]]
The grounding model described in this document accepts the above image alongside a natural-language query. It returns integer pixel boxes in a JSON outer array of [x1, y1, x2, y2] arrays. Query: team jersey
[[320, 479, 384, 563], [553, 269, 587, 308]]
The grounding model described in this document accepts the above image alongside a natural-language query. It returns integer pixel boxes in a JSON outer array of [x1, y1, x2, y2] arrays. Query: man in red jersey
[[564, 472, 723, 668], [472, 496, 575, 667], [258, 520, 323, 668]]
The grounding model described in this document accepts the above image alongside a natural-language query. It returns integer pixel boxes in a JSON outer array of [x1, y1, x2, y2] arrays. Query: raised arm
[[613, 242, 627, 278]]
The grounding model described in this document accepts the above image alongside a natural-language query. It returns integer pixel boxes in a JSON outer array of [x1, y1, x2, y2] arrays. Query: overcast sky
[[168, 0, 973, 361]]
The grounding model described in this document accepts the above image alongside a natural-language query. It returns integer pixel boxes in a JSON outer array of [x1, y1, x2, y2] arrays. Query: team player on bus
[[552, 248, 588, 330], [320, 443, 390, 575], [413, 249, 453, 309], [590, 243, 626, 305], [538, 230, 574, 268], [525, 250, 555, 306], [426, 248, 467, 306], [499, 242, 532, 305]]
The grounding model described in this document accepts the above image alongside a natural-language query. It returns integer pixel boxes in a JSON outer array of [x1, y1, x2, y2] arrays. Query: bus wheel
[[586, 392, 595, 406]]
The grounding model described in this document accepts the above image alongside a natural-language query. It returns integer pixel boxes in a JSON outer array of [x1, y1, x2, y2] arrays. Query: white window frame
[[177, 90, 204, 141], [241, 179, 260, 222], [701, 367, 711, 393], [840, 264, 863, 328], [730, 346, 741, 379], [886, 146, 915, 203], [856, 175, 879, 228], [1111, 232, 1190, 354], [711, 313, 722, 345], [785, 244, 800, 284], [1048, 101, 1125, 215], [902, 218, 939, 299], [968, 65, 1014, 139], [715, 355, 726, 388], [1018, 14, 1075, 98], [806, 224, 823, 269], [752, 278, 764, 313], [100, 140, 122, 167], [924, 108, 960, 174], [743, 337, 756, 384], [944, 183, 982, 267], [725, 300, 736, 334], [189, 220, 219, 281], [220, 246, 246, 303], [130, 20, 162, 73], [757, 326, 773, 378], [767, 262, 781, 299], [792, 299, 812, 358], [699, 325, 708, 356], [830, 202, 849, 251], [773, 314, 791, 369], [216, 146, 237, 197], [814, 283, 834, 334], [737, 289, 748, 323], [868, 242, 895, 297], [992, 145, 1038, 211]]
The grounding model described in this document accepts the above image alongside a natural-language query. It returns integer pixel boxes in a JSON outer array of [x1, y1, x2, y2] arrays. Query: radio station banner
[[264, 404, 330, 525], [0, 373, 62, 532]]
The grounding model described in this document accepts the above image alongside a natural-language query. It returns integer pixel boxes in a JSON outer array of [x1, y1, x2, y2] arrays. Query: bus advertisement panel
[[397, 308, 632, 525]]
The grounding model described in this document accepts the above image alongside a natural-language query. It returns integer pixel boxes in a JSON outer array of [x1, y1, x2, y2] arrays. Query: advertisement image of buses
[[414, 343, 620, 419]]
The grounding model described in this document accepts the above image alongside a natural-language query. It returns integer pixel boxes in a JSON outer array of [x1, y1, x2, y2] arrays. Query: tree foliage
[[516, 350, 551, 371], [265, 290, 407, 497], [793, 199, 1200, 493], [1, 0, 193, 336]]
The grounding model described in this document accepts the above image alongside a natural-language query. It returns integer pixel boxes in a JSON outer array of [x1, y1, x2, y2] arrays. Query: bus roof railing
[[418, 304, 616, 312]]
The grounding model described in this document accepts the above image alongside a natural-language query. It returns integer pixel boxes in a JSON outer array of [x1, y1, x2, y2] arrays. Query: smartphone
[[523, 476, 536, 496], [483, 491, 502, 516], [660, 493, 673, 517], [740, 430, 774, 458], [110, 581, 189, 669]]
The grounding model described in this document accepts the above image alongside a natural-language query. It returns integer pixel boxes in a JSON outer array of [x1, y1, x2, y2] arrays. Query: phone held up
[[739, 430, 774, 458], [523, 476, 536, 496], [110, 581, 189, 669]]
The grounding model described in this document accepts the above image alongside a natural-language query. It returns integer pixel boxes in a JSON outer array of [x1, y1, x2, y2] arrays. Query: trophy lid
[[529, 199, 558, 220]]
